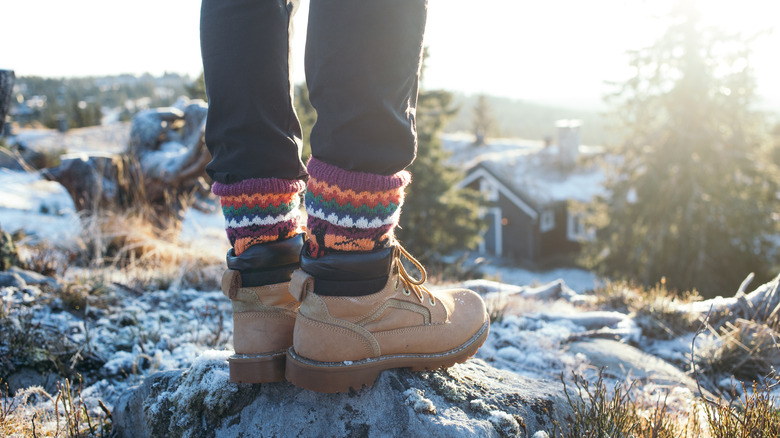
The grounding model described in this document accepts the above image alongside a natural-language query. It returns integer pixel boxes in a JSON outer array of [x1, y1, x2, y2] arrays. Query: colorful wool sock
[[212, 178, 305, 256], [305, 157, 411, 258]]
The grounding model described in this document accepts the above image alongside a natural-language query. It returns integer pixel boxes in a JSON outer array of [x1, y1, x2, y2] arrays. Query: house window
[[479, 179, 499, 202], [540, 210, 555, 233], [567, 212, 595, 241]]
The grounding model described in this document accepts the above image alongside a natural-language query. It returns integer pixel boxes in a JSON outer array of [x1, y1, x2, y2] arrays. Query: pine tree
[[472, 94, 496, 146], [294, 83, 316, 161], [396, 87, 486, 265], [187, 72, 208, 101], [588, 0, 780, 295]]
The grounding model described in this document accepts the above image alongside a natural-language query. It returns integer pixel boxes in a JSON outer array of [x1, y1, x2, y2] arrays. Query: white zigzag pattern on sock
[[225, 209, 301, 229], [306, 208, 401, 229]]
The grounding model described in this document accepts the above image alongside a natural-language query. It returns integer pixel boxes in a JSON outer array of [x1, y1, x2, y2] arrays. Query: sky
[[3, 0, 780, 110]]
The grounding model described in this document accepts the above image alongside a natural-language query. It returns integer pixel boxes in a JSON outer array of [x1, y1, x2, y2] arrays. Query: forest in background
[[7, 73, 611, 145]]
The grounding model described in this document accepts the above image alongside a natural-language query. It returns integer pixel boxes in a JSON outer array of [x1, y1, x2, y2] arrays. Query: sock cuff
[[212, 177, 305, 197], [307, 157, 410, 192]]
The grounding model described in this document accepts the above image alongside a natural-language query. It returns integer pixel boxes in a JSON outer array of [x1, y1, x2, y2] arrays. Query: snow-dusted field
[[2, 133, 769, 436], [0, 165, 613, 423]]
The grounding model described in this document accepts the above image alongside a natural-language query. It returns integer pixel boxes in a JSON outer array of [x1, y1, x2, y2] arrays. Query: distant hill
[[444, 93, 618, 146]]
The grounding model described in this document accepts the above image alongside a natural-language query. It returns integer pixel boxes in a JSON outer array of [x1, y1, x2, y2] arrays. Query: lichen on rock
[[113, 354, 572, 438]]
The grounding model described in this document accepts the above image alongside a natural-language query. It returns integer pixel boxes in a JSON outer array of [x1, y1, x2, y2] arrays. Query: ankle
[[212, 177, 305, 256], [304, 157, 410, 258]]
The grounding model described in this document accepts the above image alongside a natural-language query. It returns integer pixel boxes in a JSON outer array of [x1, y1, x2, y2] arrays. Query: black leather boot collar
[[300, 247, 394, 296], [300, 247, 393, 281], [226, 234, 304, 287], [226, 233, 304, 271]]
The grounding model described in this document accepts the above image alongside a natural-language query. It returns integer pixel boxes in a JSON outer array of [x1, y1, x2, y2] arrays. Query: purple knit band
[[307, 157, 411, 192], [212, 177, 305, 197]]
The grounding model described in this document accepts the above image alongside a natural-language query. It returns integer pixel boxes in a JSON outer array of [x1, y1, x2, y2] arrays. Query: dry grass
[[77, 209, 223, 291], [592, 280, 701, 340], [554, 369, 699, 438], [485, 293, 511, 324], [555, 369, 780, 437], [704, 380, 780, 438], [0, 376, 110, 437], [22, 242, 77, 279], [696, 319, 780, 383]]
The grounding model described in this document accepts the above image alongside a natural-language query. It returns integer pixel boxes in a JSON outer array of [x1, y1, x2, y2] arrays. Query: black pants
[[200, 0, 427, 185]]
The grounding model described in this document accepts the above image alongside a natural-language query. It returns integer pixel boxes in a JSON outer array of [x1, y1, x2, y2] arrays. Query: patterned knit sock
[[212, 178, 305, 256], [305, 157, 411, 258]]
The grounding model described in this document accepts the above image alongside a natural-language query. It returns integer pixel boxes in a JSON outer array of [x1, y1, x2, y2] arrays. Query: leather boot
[[285, 244, 489, 393], [221, 234, 303, 383]]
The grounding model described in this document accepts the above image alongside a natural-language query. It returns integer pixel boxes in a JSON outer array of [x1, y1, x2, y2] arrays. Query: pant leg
[[305, 0, 427, 176], [201, 0, 306, 184]]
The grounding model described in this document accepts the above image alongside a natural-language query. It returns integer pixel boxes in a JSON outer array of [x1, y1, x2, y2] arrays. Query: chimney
[[555, 119, 581, 168]]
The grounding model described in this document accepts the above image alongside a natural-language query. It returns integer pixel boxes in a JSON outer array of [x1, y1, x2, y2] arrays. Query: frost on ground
[[404, 388, 437, 414], [2, 159, 775, 436]]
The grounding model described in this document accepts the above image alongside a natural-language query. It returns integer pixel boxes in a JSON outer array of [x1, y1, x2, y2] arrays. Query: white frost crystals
[[403, 388, 437, 415]]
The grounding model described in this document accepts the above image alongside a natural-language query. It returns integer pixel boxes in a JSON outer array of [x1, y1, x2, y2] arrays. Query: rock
[[565, 338, 707, 397], [44, 98, 210, 230], [519, 280, 579, 301], [5, 368, 60, 395], [43, 152, 142, 213], [111, 351, 573, 438], [539, 311, 629, 330], [0, 148, 28, 171], [8, 266, 59, 289], [0, 271, 26, 288]]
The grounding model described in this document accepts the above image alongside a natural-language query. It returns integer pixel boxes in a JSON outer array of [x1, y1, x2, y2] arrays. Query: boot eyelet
[[402, 288, 411, 296], [429, 297, 436, 306]]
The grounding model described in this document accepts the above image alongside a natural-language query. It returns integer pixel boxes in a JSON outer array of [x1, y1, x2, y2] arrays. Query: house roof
[[445, 133, 607, 212]]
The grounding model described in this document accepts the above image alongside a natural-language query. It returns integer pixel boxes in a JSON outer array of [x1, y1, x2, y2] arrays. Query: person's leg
[[203, 0, 307, 258], [303, 0, 425, 261], [286, 0, 488, 393], [201, 0, 304, 383], [202, 0, 305, 185]]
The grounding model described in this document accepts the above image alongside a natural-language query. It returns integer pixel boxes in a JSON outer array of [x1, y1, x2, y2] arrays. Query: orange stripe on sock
[[307, 178, 404, 208], [221, 192, 301, 209], [234, 230, 298, 255], [323, 234, 391, 252]]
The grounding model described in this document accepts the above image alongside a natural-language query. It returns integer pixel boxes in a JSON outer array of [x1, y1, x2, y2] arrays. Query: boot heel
[[285, 350, 382, 393], [229, 352, 286, 383]]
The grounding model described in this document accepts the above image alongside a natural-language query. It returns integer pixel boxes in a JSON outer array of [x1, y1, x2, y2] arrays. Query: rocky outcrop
[[44, 97, 210, 229], [111, 352, 572, 438], [566, 339, 704, 396]]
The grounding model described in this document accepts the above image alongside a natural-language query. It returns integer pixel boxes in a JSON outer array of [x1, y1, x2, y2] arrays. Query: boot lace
[[393, 244, 436, 306]]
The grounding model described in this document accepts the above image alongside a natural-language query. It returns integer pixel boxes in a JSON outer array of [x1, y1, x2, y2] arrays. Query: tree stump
[[45, 97, 212, 231], [0, 70, 15, 134]]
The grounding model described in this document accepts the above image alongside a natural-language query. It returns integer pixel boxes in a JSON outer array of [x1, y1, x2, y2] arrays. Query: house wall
[[498, 193, 537, 262], [466, 178, 538, 262], [539, 201, 581, 259]]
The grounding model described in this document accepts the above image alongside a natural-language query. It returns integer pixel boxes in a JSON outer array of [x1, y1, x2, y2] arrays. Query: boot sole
[[229, 351, 287, 383], [285, 320, 490, 393]]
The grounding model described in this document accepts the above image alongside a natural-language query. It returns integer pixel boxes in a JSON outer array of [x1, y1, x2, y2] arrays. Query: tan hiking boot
[[222, 270, 297, 383], [222, 234, 303, 383], [285, 244, 489, 393]]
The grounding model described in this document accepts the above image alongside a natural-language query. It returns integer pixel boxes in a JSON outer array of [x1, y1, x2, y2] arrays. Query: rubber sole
[[285, 320, 490, 393], [229, 351, 287, 383]]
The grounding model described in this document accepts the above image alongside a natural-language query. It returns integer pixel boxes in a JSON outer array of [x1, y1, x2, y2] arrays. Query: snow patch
[[488, 409, 521, 436], [404, 388, 437, 414]]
